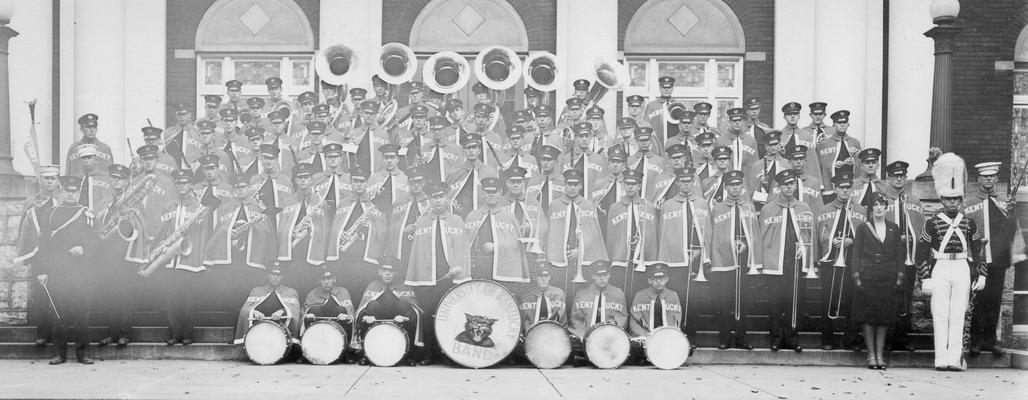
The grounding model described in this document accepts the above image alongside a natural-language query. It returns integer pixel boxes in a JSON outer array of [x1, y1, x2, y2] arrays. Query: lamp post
[[0, 0, 19, 181]]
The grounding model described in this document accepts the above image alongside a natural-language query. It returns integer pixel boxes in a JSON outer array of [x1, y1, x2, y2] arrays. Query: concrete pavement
[[0, 360, 1023, 400]]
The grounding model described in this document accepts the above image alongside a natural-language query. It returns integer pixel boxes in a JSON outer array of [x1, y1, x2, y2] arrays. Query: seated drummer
[[302, 270, 356, 363], [628, 263, 684, 365], [569, 260, 627, 366], [232, 266, 303, 346], [517, 261, 567, 327], [354, 256, 424, 366]]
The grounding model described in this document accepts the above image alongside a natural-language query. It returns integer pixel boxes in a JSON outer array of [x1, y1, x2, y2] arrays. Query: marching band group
[[14, 55, 1023, 371]]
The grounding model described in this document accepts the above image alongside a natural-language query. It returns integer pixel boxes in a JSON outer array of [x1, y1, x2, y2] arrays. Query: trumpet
[[691, 245, 708, 282]]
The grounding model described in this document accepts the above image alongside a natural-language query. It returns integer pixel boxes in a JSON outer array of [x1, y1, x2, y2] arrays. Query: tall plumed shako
[[932, 152, 967, 198]]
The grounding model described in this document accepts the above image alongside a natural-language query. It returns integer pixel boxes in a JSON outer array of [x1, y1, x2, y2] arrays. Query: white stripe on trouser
[[930, 259, 970, 369]]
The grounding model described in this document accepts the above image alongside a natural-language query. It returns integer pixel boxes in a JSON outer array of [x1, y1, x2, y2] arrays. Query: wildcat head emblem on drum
[[454, 313, 497, 348]]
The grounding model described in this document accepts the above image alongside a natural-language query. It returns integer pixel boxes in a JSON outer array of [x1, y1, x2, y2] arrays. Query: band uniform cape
[[302, 286, 355, 334], [759, 195, 819, 276], [204, 198, 277, 269], [709, 197, 762, 272], [815, 199, 866, 265], [157, 198, 207, 272], [544, 195, 608, 268], [446, 160, 499, 217], [628, 287, 683, 338], [354, 279, 424, 347], [517, 285, 567, 327], [388, 194, 428, 261], [405, 210, 471, 286], [465, 205, 531, 282], [963, 188, 1026, 267], [96, 189, 149, 264], [13, 196, 55, 264], [325, 196, 387, 264], [606, 197, 659, 269], [276, 190, 329, 265], [569, 284, 628, 338], [232, 284, 303, 344], [815, 133, 862, 190], [659, 192, 712, 268], [882, 187, 926, 265]]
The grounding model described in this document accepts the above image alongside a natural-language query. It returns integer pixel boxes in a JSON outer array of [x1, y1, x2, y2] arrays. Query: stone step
[[0, 343, 1012, 368]]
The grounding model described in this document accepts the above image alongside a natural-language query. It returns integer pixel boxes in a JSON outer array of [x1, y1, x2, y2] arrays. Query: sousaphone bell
[[314, 43, 359, 86], [377, 42, 418, 85], [475, 46, 523, 91], [523, 51, 559, 92], [423, 51, 471, 94]]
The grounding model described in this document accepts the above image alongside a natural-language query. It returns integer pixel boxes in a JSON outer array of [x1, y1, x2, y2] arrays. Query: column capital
[[0, 25, 18, 53], [923, 24, 963, 55]]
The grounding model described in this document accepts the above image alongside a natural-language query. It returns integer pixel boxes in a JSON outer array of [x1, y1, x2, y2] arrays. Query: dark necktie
[[435, 216, 449, 279], [653, 298, 664, 328], [567, 203, 578, 251], [538, 290, 549, 321], [514, 200, 526, 225], [595, 290, 605, 324], [79, 175, 90, 207], [784, 207, 798, 270], [540, 179, 551, 215]]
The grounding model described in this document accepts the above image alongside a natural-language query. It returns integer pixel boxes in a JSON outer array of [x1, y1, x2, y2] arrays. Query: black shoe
[[735, 342, 753, 351], [404, 358, 417, 367], [181, 339, 193, 346], [417, 357, 435, 366], [48, 357, 66, 365], [769, 344, 779, 352], [821, 344, 834, 351], [935, 366, 947, 371], [717, 343, 729, 350], [34, 338, 47, 347], [76, 356, 94, 365], [794, 345, 802, 353], [986, 346, 1004, 357], [117, 337, 130, 347], [358, 357, 371, 366], [97, 337, 113, 346], [166, 338, 177, 346]]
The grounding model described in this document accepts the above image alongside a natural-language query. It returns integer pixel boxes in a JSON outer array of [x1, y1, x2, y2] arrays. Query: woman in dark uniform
[[850, 193, 904, 369]]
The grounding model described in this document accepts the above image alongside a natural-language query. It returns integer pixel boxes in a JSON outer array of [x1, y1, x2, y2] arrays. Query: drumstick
[[41, 282, 62, 322]]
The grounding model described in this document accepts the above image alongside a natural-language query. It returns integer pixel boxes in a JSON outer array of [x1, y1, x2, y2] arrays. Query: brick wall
[[164, 0, 320, 124], [950, 0, 1025, 182], [382, 0, 557, 52]]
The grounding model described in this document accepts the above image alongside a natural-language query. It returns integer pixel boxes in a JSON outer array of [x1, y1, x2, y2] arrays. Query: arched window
[[1013, 24, 1028, 187], [623, 0, 745, 129], [194, 0, 315, 113]]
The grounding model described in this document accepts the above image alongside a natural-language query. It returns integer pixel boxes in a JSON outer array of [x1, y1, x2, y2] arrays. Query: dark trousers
[[891, 264, 918, 348], [413, 283, 453, 359], [30, 276, 52, 341], [165, 269, 199, 341], [766, 271, 806, 348], [47, 279, 91, 359], [97, 260, 138, 340], [668, 267, 699, 337], [819, 262, 856, 346], [969, 268, 1008, 348], [709, 270, 747, 345]]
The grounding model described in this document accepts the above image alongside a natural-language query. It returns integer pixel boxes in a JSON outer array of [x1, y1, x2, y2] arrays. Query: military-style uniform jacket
[[815, 198, 865, 265], [204, 197, 277, 269], [355, 279, 424, 347], [517, 285, 566, 327], [710, 196, 761, 272], [963, 188, 1025, 267], [628, 287, 683, 337], [716, 131, 759, 173], [544, 195, 608, 268], [233, 284, 303, 344], [659, 192, 712, 268], [815, 133, 862, 189], [326, 194, 387, 264], [446, 160, 499, 217], [465, 205, 530, 282], [606, 197, 659, 269], [569, 284, 628, 338]]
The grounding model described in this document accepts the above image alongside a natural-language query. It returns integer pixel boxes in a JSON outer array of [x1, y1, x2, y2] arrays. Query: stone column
[[0, 22, 17, 181], [320, 0, 383, 93], [886, 0, 934, 173], [73, 0, 126, 164], [813, 0, 869, 146], [773, 0, 816, 117], [924, 21, 962, 152], [557, 0, 617, 131]]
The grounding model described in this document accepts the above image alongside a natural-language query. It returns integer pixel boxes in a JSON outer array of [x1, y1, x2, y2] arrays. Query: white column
[[9, 0, 52, 173], [557, 0, 617, 131], [58, 0, 75, 168], [320, 0, 382, 96], [74, 0, 127, 164], [123, 0, 165, 159], [887, 0, 934, 174], [814, 0, 868, 145], [863, 0, 884, 151], [774, 0, 816, 122]]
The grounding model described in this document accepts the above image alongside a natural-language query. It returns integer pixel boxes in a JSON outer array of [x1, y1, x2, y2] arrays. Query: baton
[[40, 282, 62, 322]]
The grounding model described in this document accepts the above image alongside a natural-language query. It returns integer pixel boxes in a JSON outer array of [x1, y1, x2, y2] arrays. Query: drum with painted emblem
[[300, 320, 348, 365], [364, 322, 410, 367], [435, 280, 522, 368], [524, 320, 572, 369], [644, 326, 690, 370], [244, 321, 291, 365], [584, 322, 630, 369]]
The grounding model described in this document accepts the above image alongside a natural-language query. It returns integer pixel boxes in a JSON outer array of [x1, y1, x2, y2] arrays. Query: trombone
[[825, 205, 851, 320], [793, 210, 816, 329]]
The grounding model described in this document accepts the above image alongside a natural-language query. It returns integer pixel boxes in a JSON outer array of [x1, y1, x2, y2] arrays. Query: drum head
[[584, 324, 630, 369], [525, 321, 571, 369], [435, 280, 522, 368], [301, 321, 347, 365], [645, 327, 690, 370], [364, 323, 409, 367], [244, 321, 290, 366]]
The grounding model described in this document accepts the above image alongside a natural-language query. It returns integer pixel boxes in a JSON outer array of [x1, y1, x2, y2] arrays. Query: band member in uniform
[[404, 181, 469, 364], [186, 121, 231, 174], [447, 132, 499, 218], [527, 145, 565, 215], [608, 118, 638, 157], [881, 160, 925, 352], [156, 169, 211, 346], [221, 80, 246, 111], [501, 166, 542, 249], [624, 95, 648, 129], [232, 266, 303, 349], [964, 161, 1021, 356], [560, 122, 609, 197], [277, 163, 329, 292], [546, 169, 608, 293], [139, 126, 179, 177], [264, 110, 298, 175], [708, 170, 757, 349], [815, 171, 863, 350], [368, 144, 409, 222], [15, 165, 62, 346], [498, 126, 538, 178], [702, 145, 734, 205], [690, 102, 721, 137], [717, 108, 759, 173], [327, 166, 387, 299], [773, 145, 825, 215], [517, 262, 567, 327], [164, 104, 199, 169], [915, 153, 986, 371], [628, 264, 683, 364], [557, 98, 585, 142], [294, 121, 329, 172], [94, 164, 147, 347], [250, 145, 294, 222], [371, 75, 398, 128], [397, 104, 431, 166], [798, 102, 830, 143], [313, 143, 350, 216], [606, 170, 658, 295], [649, 144, 691, 206], [419, 115, 464, 184], [693, 132, 718, 181], [388, 166, 428, 267], [748, 131, 786, 209], [73, 144, 111, 212], [627, 127, 665, 201], [643, 77, 675, 150], [744, 98, 772, 157], [592, 147, 629, 236], [658, 167, 709, 342], [779, 102, 822, 182], [816, 110, 862, 194], [204, 175, 278, 303], [34, 176, 99, 364], [850, 192, 905, 369], [262, 77, 286, 115], [355, 257, 424, 366], [583, 106, 610, 155], [465, 177, 531, 287], [302, 270, 355, 363], [198, 95, 222, 124], [66, 113, 114, 176], [851, 148, 887, 209], [568, 260, 628, 365], [760, 170, 819, 352]]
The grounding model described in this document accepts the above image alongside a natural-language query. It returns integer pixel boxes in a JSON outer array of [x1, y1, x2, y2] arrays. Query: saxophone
[[231, 206, 281, 251], [337, 213, 370, 253], [97, 174, 157, 239], [290, 208, 318, 249], [138, 196, 222, 278]]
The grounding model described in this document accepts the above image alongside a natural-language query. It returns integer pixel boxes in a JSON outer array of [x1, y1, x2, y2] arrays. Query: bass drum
[[584, 323, 630, 369], [300, 320, 348, 365], [244, 321, 291, 365], [435, 280, 522, 368], [645, 326, 690, 370], [364, 322, 409, 367], [524, 320, 571, 369]]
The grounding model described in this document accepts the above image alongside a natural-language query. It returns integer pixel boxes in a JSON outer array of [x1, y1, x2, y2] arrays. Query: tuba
[[475, 46, 523, 91], [523, 51, 559, 92], [377, 42, 417, 85], [314, 43, 359, 86], [423, 51, 471, 94], [585, 57, 628, 110]]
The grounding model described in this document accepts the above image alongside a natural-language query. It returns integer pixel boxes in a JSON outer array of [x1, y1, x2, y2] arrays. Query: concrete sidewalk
[[0, 360, 1023, 400]]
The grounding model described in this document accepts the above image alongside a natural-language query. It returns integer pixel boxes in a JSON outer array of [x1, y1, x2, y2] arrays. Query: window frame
[[195, 53, 316, 114], [621, 55, 744, 129]]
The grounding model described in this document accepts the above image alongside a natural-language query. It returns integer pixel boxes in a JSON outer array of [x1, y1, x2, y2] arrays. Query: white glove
[[921, 278, 934, 296], [971, 276, 986, 292]]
